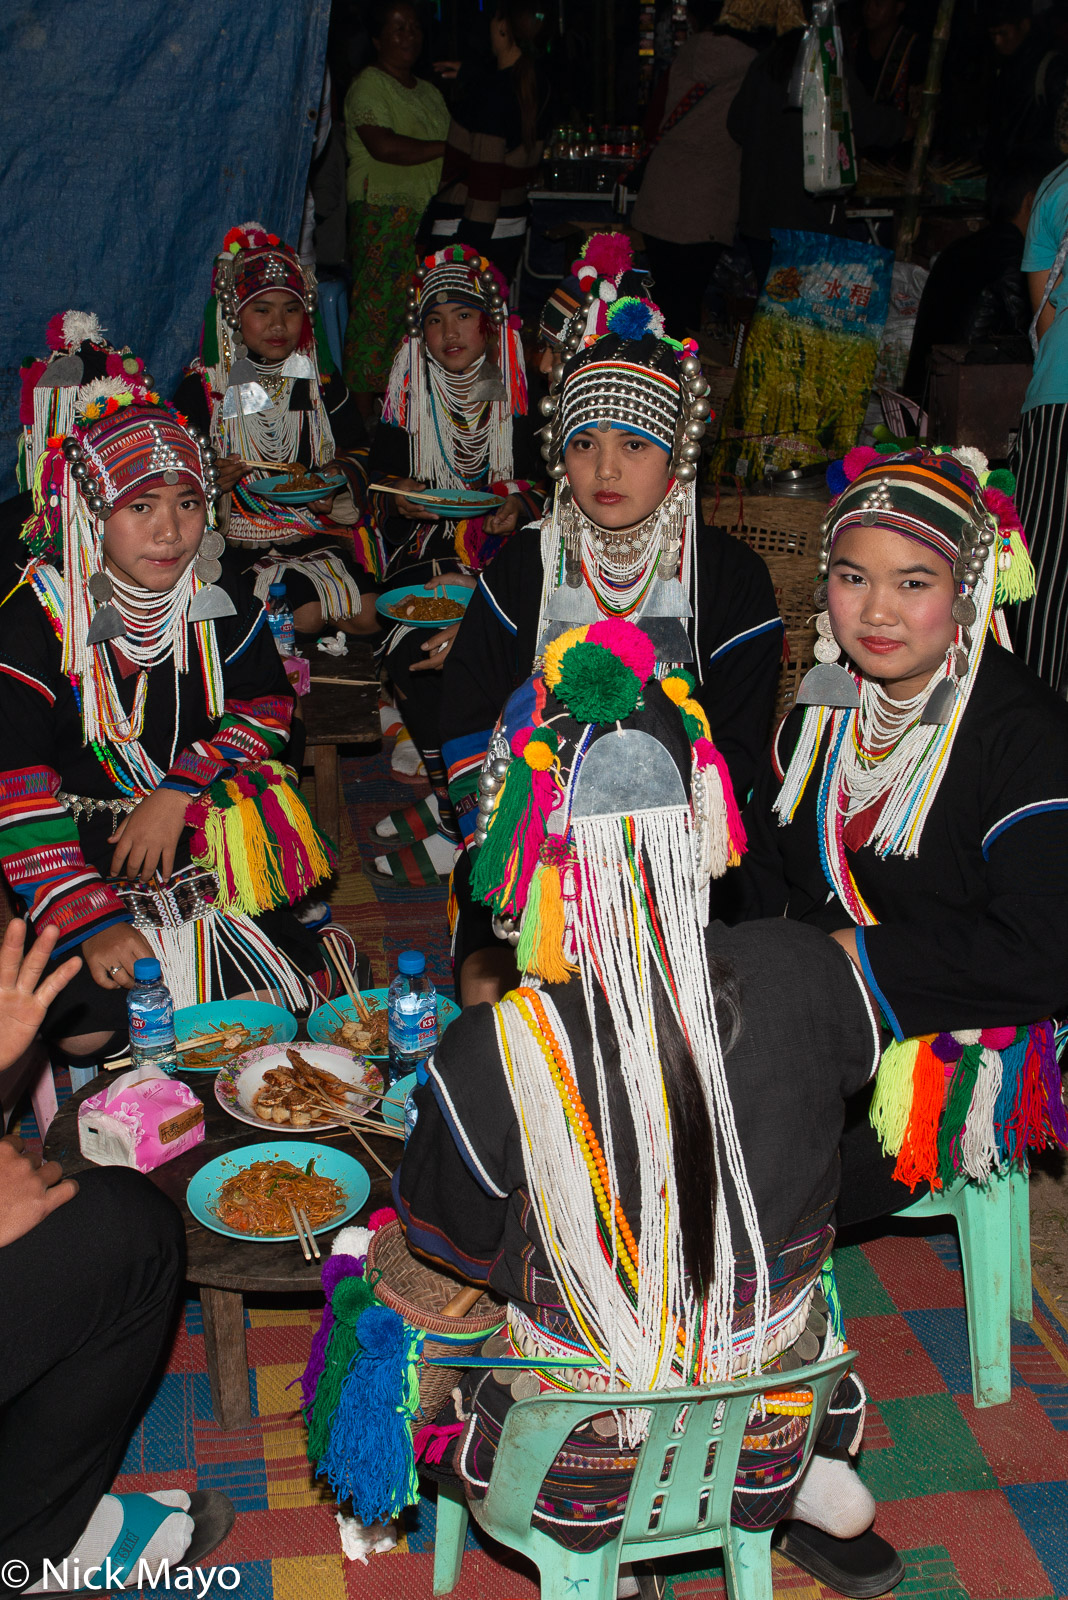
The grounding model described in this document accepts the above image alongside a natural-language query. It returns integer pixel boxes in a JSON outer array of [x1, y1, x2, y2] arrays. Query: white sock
[[790, 1454, 876, 1539], [390, 729, 425, 777], [29, 1491, 193, 1592], [375, 794, 441, 840], [616, 1565, 639, 1598], [374, 830, 458, 878], [379, 701, 402, 738]]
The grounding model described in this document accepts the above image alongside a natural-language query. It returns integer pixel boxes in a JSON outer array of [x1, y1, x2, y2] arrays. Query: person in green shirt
[[342, 1, 449, 413]]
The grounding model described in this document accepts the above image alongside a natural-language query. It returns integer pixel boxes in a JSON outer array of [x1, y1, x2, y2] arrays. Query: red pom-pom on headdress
[[842, 445, 882, 483], [982, 485, 1025, 540], [580, 232, 634, 281]]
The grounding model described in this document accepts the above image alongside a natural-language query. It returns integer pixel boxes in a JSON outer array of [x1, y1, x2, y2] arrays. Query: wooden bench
[[298, 643, 381, 844]]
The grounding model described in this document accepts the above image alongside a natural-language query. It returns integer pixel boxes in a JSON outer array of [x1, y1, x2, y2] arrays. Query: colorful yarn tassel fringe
[[869, 1021, 1068, 1190], [515, 840, 578, 983], [471, 728, 561, 916], [186, 759, 337, 916], [318, 1304, 424, 1525]]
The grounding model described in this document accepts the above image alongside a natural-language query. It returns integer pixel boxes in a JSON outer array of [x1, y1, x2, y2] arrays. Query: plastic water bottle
[[387, 950, 438, 1088], [127, 958, 177, 1074], [266, 583, 295, 657], [403, 1057, 431, 1144]]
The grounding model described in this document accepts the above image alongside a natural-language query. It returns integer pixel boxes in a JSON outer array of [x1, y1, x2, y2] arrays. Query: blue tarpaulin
[[0, 0, 331, 499]]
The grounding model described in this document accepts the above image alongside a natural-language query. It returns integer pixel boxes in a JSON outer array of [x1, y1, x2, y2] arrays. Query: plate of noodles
[[187, 1141, 369, 1241], [307, 989, 460, 1057], [375, 584, 473, 628], [401, 488, 502, 519], [215, 1043, 384, 1130], [174, 1000, 297, 1073], [251, 468, 347, 505]]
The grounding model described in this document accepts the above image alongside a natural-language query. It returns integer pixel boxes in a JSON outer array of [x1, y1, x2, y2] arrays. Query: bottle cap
[[132, 958, 162, 982], [269, 583, 286, 596], [397, 950, 425, 976]]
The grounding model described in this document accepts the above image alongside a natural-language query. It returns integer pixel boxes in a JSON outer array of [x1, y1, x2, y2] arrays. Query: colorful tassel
[[299, 1252, 365, 1412], [937, 1042, 983, 1181], [319, 1305, 423, 1525], [892, 1039, 945, 1191], [413, 1420, 464, 1466], [870, 1037, 920, 1158], [186, 760, 337, 916], [305, 1272, 378, 1461], [515, 850, 577, 983]]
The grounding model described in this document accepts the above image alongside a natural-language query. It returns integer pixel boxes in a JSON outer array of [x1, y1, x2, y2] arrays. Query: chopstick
[[287, 1201, 314, 1261], [324, 932, 370, 1023], [367, 482, 442, 501], [308, 676, 379, 687], [106, 1025, 238, 1071], [300, 1207, 321, 1260]]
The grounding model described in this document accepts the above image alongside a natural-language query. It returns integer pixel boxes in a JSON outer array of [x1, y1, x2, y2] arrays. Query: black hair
[[652, 955, 741, 1295], [687, 0, 725, 28], [368, 0, 417, 45], [987, 145, 1058, 222], [983, 0, 1031, 25]]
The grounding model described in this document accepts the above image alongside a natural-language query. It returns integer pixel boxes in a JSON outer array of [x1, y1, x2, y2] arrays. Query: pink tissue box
[[284, 655, 311, 696], [78, 1070, 205, 1172]]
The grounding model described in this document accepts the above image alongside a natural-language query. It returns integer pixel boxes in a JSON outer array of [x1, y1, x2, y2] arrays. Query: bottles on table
[[387, 949, 438, 1089], [266, 583, 295, 656], [127, 958, 177, 1074]]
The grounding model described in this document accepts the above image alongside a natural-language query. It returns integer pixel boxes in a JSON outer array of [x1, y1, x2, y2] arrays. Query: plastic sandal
[[366, 838, 450, 888], [373, 797, 440, 845], [62, 1491, 236, 1593]]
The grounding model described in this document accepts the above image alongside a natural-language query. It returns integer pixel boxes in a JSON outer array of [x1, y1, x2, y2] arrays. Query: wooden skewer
[[367, 482, 440, 500], [287, 1201, 313, 1261], [308, 676, 379, 687], [316, 993, 351, 1027], [345, 1120, 395, 1179], [324, 932, 370, 1023]]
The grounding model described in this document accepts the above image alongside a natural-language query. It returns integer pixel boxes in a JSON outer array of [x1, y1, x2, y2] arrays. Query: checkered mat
[[106, 1232, 1068, 1600]]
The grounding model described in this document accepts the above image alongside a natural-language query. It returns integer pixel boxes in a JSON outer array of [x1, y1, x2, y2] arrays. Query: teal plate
[[375, 583, 473, 628], [186, 1141, 370, 1241], [249, 471, 346, 505], [174, 1000, 297, 1072], [403, 488, 501, 518], [307, 988, 460, 1055]]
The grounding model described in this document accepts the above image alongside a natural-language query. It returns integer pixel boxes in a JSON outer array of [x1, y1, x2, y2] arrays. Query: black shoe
[[775, 1520, 905, 1598]]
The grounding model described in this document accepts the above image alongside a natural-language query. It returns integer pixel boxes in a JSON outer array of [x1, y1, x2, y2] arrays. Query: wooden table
[[299, 643, 380, 845], [44, 1066, 399, 1430]]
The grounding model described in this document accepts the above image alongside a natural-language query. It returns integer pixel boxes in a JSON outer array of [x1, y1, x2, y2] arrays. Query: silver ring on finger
[[107, 963, 123, 975]]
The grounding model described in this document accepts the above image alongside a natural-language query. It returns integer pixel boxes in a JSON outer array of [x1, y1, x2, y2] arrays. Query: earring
[[795, 600, 860, 709]]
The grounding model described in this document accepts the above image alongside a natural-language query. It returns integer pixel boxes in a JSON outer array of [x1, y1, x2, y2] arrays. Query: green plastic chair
[[894, 1165, 1031, 1407], [432, 1348, 854, 1600]]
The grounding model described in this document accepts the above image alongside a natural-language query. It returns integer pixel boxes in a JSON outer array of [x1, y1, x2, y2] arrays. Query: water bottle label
[[129, 1002, 174, 1050], [389, 998, 437, 1058]]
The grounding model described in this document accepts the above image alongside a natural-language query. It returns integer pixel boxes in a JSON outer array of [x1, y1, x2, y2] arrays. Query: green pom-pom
[[987, 467, 1016, 494], [554, 642, 642, 724], [528, 727, 558, 752]]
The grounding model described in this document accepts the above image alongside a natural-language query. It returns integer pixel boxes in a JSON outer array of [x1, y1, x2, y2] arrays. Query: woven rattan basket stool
[[367, 1220, 506, 1424]]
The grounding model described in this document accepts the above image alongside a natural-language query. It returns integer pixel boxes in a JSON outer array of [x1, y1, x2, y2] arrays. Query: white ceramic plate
[[215, 1043, 383, 1131]]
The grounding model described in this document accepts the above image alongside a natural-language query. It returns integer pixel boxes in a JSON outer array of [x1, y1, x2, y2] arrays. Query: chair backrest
[[480, 1349, 854, 1557]]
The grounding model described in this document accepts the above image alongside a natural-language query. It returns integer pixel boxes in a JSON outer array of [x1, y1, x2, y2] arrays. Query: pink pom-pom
[[368, 1207, 397, 1232], [587, 618, 656, 682], [510, 726, 533, 757], [580, 232, 634, 281], [693, 736, 716, 769], [45, 313, 68, 352], [843, 446, 882, 483], [981, 486, 1023, 536], [980, 1026, 1018, 1051]]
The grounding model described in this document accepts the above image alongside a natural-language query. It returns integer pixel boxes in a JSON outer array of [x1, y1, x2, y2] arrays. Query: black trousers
[[0, 1168, 185, 1587]]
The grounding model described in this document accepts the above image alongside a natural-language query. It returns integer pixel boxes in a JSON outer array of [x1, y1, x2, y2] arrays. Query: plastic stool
[[317, 281, 348, 375], [895, 1166, 1031, 1407]]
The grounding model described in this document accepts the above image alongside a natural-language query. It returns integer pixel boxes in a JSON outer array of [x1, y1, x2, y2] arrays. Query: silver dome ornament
[[70, 461, 88, 482], [87, 495, 105, 514], [478, 794, 497, 816], [691, 397, 711, 419], [548, 462, 568, 481], [479, 771, 501, 796], [683, 420, 705, 441], [681, 355, 702, 378], [539, 395, 556, 417], [490, 757, 510, 778], [679, 442, 701, 463], [62, 437, 83, 460], [675, 462, 697, 483]]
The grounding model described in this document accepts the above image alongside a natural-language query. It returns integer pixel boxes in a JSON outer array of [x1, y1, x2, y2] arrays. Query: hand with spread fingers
[[0, 920, 81, 1071]]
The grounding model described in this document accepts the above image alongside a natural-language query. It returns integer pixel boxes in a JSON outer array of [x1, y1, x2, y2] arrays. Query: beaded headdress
[[777, 444, 1036, 860], [537, 231, 648, 351], [469, 619, 768, 1391], [198, 222, 335, 432], [17, 311, 153, 494], [534, 311, 712, 668], [382, 245, 527, 486], [20, 376, 231, 753]]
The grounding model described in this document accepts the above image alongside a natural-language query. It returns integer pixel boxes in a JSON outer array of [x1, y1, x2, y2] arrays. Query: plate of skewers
[[214, 1043, 384, 1131], [307, 989, 460, 1057], [168, 1000, 298, 1072]]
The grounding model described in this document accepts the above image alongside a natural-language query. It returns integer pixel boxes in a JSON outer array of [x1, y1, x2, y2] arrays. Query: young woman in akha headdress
[[363, 243, 545, 886], [738, 445, 1068, 1221], [175, 222, 381, 646], [438, 285, 784, 1003], [0, 375, 349, 1067], [381, 621, 901, 1596]]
